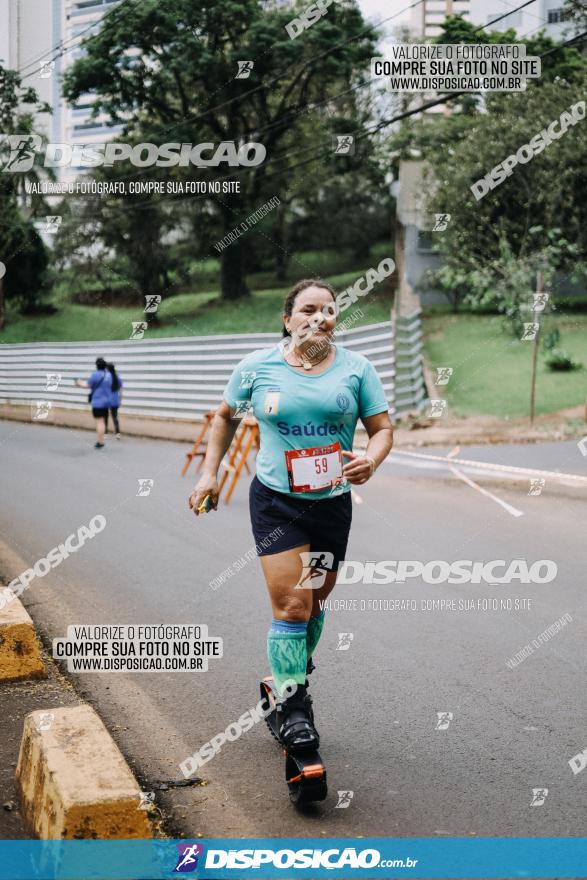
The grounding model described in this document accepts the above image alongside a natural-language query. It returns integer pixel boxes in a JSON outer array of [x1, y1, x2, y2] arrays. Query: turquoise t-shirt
[[223, 342, 388, 500]]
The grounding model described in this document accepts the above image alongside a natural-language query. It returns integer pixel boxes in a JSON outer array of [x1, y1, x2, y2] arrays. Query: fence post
[[392, 217, 429, 418]]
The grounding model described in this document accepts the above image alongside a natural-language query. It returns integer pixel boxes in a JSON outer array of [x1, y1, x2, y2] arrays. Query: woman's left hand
[[341, 450, 376, 485]]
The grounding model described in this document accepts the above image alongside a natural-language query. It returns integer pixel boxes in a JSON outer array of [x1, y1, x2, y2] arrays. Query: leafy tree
[[0, 64, 52, 327], [2, 224, 51, 316], [284, 90, 394, 263], [563, 0, 587, 28], [62, 0, 378, 300], [424, 76, 586, 311], [433, 231, 579, 335], [390, 17, 587, 315], [437, 14, 587, 84]]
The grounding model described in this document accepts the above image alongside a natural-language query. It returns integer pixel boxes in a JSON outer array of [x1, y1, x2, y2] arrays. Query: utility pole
[[529, 270, 544, 425], [0, 263, 5, 331]]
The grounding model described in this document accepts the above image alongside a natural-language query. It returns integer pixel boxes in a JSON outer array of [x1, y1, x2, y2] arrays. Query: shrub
[[544, 349, 582, 371]]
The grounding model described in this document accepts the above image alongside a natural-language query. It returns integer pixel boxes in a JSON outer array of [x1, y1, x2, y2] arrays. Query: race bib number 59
[[284, 441, 343, 493]]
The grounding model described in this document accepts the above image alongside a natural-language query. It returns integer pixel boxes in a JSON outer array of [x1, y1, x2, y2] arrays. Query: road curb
[[16, 704, 153, 839], [0, 594, 47, 682], [2, 403, 585, 448], [1, 548, 155, 840], [0, 404, 197, 443], [384, 449, 587, 501]]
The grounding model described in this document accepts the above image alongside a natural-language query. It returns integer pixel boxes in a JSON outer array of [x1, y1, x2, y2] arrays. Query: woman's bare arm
[[342, 411, 394, 484], [188, 402, 240, 514]]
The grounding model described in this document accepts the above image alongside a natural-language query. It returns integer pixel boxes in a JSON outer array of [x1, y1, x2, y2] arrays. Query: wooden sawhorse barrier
[[218, 416, 259, 503], [182, 412, 259, 504], [181, 411, 215, 477]]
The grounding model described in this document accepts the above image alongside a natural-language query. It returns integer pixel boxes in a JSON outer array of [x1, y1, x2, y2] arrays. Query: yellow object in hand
[[198, 494, 214, 514]]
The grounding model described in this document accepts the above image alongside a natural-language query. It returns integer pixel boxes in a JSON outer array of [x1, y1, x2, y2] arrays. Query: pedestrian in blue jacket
[[75, 357, 112, 448]]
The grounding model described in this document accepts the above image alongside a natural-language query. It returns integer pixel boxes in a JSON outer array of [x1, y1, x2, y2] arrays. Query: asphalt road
[[0, 420, 585, 839]]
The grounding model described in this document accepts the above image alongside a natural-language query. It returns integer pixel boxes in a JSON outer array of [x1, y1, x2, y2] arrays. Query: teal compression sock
[[267, 619, 308, 696], [306, 609, 325, 659]]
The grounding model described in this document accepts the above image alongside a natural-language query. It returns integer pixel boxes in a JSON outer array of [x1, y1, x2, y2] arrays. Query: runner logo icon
[[334, 135, 355, 155], [530, 788, 548, 806], [435, 711, 453, 730], [236, 60, 254, 79], [336, 632, 354, 651], [0, 134, 42, 172], [174, 843, 204, 872], [335, 790, 354, 808], [295, 551, 335, 589], [433, 213, 451, 231]]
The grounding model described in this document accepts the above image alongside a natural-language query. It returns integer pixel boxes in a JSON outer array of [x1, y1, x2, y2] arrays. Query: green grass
[[0, 257, 393, 344], [423, 312, 587, 417], [175, 242, 394, 294], [3, 242, 584, 421]]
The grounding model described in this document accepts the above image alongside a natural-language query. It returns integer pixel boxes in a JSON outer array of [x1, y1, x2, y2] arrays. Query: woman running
[[188, 279, 393, 754]]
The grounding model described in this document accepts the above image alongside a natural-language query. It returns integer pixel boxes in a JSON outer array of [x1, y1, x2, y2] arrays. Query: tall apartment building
[[0, 0, 124, 177], [470, 0, 578, 39], [397, 0, 581, 309], [0, 0, 57, 141], [63, 0, 125, 151], [410, 0, 472, 38], [410, 0, 579, 40]]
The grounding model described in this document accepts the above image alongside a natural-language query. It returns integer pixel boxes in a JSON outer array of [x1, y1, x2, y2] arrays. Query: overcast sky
[[358, 0, 412, 46]]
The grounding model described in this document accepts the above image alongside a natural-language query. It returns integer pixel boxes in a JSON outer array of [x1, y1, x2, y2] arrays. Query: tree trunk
[[450, 290, 461, 313], [0, 275, 5, 330], [221, 237, 250, 300], [274, 201, 288, 282], [134, 245, 165, 323]]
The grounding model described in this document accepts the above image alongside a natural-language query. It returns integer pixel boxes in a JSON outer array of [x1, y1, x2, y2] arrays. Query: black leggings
[[106, 407, 119, 434]]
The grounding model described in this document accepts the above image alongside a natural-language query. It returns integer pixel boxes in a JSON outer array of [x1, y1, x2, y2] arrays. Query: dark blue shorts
[[249, 475, 352, 567]]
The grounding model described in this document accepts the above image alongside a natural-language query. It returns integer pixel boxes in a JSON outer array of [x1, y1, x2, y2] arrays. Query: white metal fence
[[394, 312, 428, 415], [0, 317, 428, 420]]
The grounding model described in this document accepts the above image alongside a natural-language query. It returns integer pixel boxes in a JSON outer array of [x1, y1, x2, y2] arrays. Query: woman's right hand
[[188, 474, 220, 516]]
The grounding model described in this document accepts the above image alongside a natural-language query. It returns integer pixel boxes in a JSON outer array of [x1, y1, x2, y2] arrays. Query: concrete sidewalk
[[0, 404, 198, 443], [1, 402, 585, 448], [0, 578, 81, 838], [0, 543, 166, 840]]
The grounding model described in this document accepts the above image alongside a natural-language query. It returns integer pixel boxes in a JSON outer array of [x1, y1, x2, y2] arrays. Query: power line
[[97, 25, 587, 216], [13, 0, 425, 207], [39, 0, 583, 215], [38, 0, 425, 192], [18, 0, 142, 81], [90, 0, 557, 187], [160, 0, 426, 135], [62, 0, 427, 146], [479, 0, 549, 32], [362, 28, 587, 137]]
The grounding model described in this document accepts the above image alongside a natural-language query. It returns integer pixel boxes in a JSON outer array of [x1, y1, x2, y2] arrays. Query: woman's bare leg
[[260, 544, 313, 622], [310, 570, 339, 618], [260, 546, 341, 696]]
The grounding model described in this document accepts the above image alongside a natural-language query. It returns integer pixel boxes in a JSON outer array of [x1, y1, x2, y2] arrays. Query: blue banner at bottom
[[0, 838, 586, 879]]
